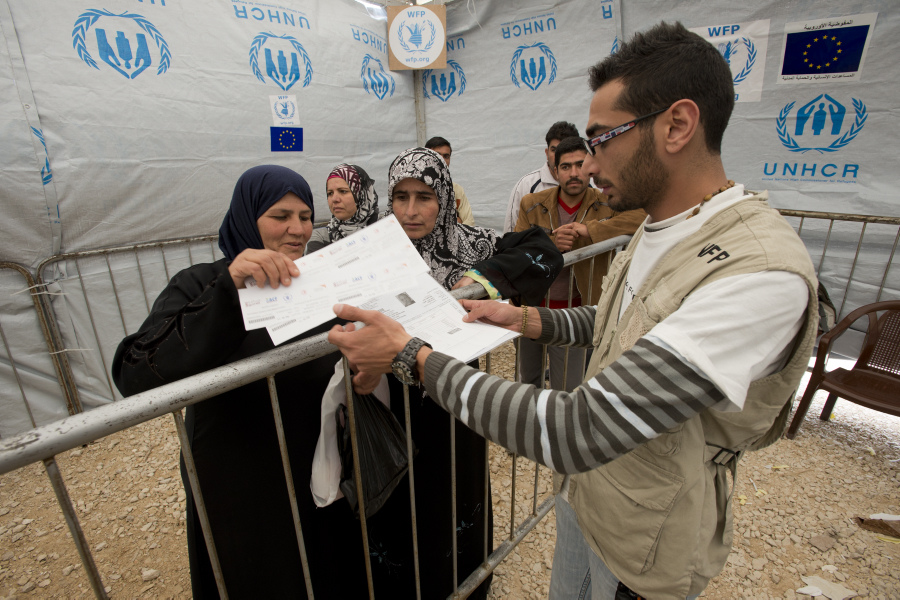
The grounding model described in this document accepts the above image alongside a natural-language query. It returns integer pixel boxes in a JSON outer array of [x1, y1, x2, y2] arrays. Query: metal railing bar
[[815, 220, 835, 276], [73, 258, 117, 402], [172, 410, 229, 599], [105, 254, 129, 337], [267, 375, 315, 599], [482, 353, 491, 567], [33, 236, 221, 275], [561, 268, 575, 389], [161, 246, 171, 282], [508, 453, 517, 541], [583, 256, 596, 376], [43, 456, 110, 599], [0, 319, 37, 430], [343, 356, 376, 600], [776, 209, 900, 226], [0, 331, 338, 474], [133, 247, 151, 314], [402, 383, 423, 600], [837, 222, 868, 321], [450, 489, 559, 599], [796, 215, 806, 237], [531, 463, 540, 516], [2, 262, 81, 415], [876, 228, 900, 303], [187, 243, 194, 267], [450, 414, 459, 596]]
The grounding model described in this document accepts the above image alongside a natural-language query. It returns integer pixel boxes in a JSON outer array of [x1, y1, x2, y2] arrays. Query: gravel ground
[[1, 342, 898, 599]]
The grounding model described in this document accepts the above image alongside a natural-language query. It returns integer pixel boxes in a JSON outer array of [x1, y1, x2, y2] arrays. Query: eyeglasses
[[582, 107, 668, 155]]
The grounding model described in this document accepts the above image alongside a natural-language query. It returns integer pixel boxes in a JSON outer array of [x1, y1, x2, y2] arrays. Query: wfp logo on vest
[[72, 10, 170, 79], [510, 43, 557, 91], [777, 94, 866, 153], [422, 60, 466, 102], [716, 37, 756, 85], [250, 33, 312, 91], [361, 55, 395, 99]]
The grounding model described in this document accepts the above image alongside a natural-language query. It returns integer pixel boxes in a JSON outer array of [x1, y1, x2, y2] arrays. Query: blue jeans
[[549, 496, 699, 600], [549, 495, 619, 599]]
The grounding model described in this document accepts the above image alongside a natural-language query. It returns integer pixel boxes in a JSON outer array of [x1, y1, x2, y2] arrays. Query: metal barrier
[[0, 236, 624, 600], [779, 210, 900, 321], [2, 208, 897, 598], [34, 236, 222, 411], [0, 262, 78, 436]]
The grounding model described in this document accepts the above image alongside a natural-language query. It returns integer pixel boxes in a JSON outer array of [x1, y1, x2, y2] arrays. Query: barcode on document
[[271, 319, 297, 332]]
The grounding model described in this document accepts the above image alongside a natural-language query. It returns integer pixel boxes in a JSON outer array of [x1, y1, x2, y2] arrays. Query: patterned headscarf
[[325, 164, 379, 242], [218, 165, 314, 261], [388, 148, 500, 289]]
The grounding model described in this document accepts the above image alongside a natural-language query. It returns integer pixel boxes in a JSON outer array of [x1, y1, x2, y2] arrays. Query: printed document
[[237, 216, 518, 360]]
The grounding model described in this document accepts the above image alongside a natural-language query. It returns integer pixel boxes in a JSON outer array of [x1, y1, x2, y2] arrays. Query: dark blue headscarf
[[218, 165, 314, 261]]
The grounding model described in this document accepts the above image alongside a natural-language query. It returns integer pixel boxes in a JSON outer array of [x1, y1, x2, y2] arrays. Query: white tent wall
[[0, 0, 898, 435], [427, 0, 619, 228], [2, 0, 418, 257]]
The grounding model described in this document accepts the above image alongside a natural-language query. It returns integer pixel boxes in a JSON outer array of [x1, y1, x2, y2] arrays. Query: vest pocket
[[589, 452, 684, 574], [618, 297, 655, 352]]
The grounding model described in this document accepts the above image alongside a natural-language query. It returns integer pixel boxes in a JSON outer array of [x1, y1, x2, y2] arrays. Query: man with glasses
[[515, 135, 644, 393], [504, 121, 580, 232], [330, 22, 817, 599]]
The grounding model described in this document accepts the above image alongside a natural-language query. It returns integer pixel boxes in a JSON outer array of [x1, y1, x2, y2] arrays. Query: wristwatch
[[391, 337, 433, 386]]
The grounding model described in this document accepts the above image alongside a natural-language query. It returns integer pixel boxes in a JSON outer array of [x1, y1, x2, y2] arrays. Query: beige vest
[[570, 194, 819, 599]]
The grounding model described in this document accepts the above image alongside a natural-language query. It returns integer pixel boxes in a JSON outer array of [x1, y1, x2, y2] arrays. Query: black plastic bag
[[336, 392, 414, 519]]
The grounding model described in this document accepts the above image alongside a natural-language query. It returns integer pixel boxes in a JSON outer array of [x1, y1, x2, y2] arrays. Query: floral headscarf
[[388, 148, 499, 289], [325, 164, 379, 242]]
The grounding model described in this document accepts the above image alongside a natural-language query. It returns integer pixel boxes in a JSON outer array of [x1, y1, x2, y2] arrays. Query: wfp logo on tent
[[422, 60, 466, 102], [716, 38, 756, 85], [361, 55, 395, 99], [510, 43, 557, 91], [397, 19, 437, 53], [72, 9, 170, 79], [250, 33, 312, 91], [776, 94, 867, 153], [273, 98, 296, 121]]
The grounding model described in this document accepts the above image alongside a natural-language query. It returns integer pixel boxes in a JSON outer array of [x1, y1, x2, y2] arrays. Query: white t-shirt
[[619, 185, 809, 411], [503, 163, 557, 233]]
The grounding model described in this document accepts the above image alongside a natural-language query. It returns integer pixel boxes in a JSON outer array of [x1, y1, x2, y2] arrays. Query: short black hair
[[424, 136, 451, 150], [587, 21, 734, 154], [545, 122, 579, 147], [554, 136, 587, 168]]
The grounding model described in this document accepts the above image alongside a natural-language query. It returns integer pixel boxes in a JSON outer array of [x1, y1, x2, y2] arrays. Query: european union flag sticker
[[271, 127, 303, 152], [782, 25, 869, 76]]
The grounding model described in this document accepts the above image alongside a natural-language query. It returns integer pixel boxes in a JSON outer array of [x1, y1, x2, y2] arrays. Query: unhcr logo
[[250, 32, 313, 91], [72, 9, 171, 79], [422, 60, 466, 102], [510, 43, 556, 91], [777, 94, 867, 153], [361, 55, 395, 99]]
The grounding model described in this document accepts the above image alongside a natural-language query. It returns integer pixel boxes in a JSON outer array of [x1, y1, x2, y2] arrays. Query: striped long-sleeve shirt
[[422, 306, 725, 474]]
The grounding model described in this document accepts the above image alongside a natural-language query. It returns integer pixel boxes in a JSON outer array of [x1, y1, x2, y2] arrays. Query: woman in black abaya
[[361, 148, 562, 600], [112, 165, 368, 599]]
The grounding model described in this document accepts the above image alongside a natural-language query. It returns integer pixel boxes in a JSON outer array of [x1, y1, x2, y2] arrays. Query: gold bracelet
[[520, 306, 529, 336]]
